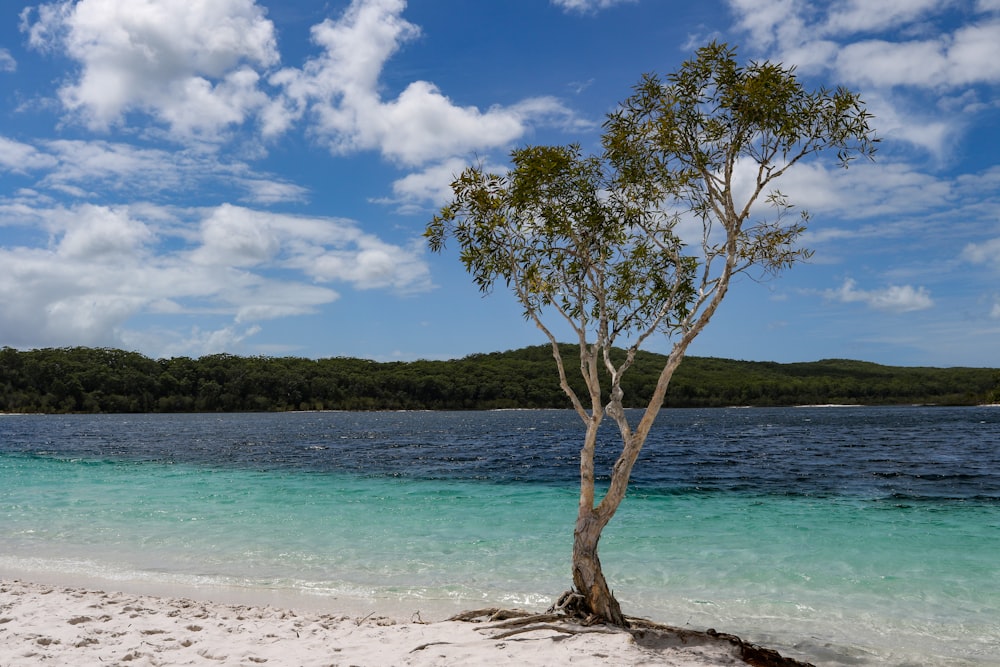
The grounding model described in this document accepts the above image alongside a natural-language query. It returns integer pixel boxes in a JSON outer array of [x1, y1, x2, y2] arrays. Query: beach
[[0, 579, 768, 666]]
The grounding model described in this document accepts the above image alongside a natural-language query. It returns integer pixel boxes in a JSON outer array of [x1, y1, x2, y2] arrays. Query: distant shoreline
[[2, 344, 997, 414]]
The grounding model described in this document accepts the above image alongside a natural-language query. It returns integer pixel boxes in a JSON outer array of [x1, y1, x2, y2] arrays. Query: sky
[[1, 0, 999, 368]]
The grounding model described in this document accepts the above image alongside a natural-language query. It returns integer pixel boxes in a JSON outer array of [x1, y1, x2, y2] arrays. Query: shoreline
[[0, 578, 807, 666]]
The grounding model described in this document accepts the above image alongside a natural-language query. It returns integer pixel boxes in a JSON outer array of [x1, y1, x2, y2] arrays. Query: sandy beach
[[0, 579, 796, 666]]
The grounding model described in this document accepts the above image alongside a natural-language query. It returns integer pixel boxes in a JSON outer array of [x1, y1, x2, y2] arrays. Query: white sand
[[0, 579, 754, 666]]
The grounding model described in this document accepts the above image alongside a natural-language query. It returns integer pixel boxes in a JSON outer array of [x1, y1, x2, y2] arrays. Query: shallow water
[[2, 407, 998, 665]]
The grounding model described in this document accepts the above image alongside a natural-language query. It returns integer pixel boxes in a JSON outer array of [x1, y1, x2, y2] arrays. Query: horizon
[[2, 1, 999, 368]]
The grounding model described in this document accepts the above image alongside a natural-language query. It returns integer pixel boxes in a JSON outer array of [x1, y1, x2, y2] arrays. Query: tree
[[426, 42, 877, 626]]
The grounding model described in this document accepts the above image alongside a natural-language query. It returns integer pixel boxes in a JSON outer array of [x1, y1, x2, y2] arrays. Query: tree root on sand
[[438, 596, 816, 667]]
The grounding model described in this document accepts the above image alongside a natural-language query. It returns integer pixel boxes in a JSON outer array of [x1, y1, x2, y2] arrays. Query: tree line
[[1, 345, 997, 414]]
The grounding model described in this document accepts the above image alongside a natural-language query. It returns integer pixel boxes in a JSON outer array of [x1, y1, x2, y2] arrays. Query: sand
[[0, 579, 777, 666]]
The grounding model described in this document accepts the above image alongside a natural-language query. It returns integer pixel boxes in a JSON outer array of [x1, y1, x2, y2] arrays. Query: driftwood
[[438, 593, 816, 667]]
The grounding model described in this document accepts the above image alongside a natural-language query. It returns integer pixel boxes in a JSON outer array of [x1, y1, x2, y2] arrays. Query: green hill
[[1, 345, 997, 413]]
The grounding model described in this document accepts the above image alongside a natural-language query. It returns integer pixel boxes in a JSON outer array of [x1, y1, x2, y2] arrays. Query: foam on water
[[2, 408, 999, 665]]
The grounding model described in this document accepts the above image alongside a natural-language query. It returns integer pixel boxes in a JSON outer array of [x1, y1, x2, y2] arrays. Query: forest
[[1, 345, 997, 414]]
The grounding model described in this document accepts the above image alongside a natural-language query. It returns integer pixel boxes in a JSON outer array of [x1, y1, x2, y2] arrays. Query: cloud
[[0, 48, 15, 72], [726, 0, 803, 52], [727, 159, 953, 232], [550, 0, 636, 13], [962, 236, 1000, 266], [725, 1, 1000, 160], [0, 202, 431, 355], [382, 159, 472, 211], [728, 1, 1000, 89], [376, 157, 512, 213], [822, 0, 943, 35], [20, 0, 580, 215], [122, 324, 263, 359], [0, 137, 305, 204], [833, 24, 1000, 89], [0, 137, 59, 172], [825, 278, 934, 313], [269, 0, 578, 166], [22, 0, 279, 141]]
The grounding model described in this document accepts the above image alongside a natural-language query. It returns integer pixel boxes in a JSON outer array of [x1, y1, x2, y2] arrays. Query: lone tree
[[426, 42, 877, 626]]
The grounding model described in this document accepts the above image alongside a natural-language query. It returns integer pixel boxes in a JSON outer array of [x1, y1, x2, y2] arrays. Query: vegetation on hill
[[1, 345, 996, 414]]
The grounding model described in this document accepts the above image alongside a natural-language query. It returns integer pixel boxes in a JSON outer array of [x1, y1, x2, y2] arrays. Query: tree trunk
[[572, 509, 626, 626]]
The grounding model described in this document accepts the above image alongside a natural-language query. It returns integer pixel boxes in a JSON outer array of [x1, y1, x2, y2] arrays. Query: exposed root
[[446, 602, 815, 667], [453, 608, 625, 641], [490, 623, 619, 640], [547, 589, 585, 615], [445, 608, 534, 623], [409, 641, 450, 653], [544, 589, 615, 626], [703, 627, 814, 667], [476, 613, 565, 630]]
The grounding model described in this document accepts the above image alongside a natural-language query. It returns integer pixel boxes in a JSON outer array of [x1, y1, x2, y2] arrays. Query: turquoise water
[[1, 409, 999, 665]]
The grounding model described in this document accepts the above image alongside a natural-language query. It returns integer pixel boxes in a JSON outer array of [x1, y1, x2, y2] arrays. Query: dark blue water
[[3, 406, 998, 500]]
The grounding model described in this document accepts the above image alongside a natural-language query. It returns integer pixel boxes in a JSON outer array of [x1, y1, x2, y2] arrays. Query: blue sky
[[1, 0, 999, 367]]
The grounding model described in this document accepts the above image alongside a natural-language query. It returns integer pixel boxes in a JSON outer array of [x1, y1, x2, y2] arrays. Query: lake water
[[1, 407, 998, 665]]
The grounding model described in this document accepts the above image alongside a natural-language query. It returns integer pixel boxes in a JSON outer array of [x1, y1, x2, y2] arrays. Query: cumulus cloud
[[725, 0, 1000, 160], [0, 202, 431, 354], [825, 278, 934, 313], [20, 0, 578, 211], [268, 0, 576, 166], [834, 24, 1000, 89], [962, 236, 1000, 266], [728, 0, 1000, 89], [22, 0, 279, 140], [376, 157, 510, 212]]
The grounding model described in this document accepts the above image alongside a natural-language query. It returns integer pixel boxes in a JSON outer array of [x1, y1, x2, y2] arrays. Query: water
[[1, 407, 998, 665]]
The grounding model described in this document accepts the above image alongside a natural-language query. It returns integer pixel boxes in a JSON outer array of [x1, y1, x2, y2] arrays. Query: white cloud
[[56, 204, 154, 259], [728, 1, 1000, 89], [377, 157, 509, 212], [550, 0, 636, 13], [240, 179, 309, 205], [0, 137, 59, 172], [20, 0, 579, 214], [0, 138, 305, 204], [726, 0, 803, 51], [192, 204, 281, 267], [0, 202, 431, 354], [22, 0, 279, 141], [0, 48, 15, 72], [825, 278, 934, 312], [725, 1, 1000, 160], [834, 23, 1000, 89], [126, 324, 263, 359], [729, 159, 952, 230], [270, 0, 577, 166], [962, 236, 1000, 266], [823, 0, 943, 35]]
